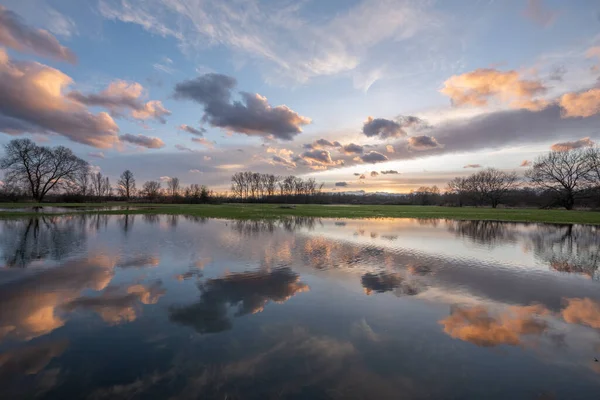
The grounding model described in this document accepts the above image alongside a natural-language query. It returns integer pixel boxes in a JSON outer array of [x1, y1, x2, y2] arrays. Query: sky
[[0, 0, 599, 194]]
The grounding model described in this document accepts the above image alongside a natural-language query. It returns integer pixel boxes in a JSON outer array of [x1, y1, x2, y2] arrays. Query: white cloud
[[98, 0, 442, 85]]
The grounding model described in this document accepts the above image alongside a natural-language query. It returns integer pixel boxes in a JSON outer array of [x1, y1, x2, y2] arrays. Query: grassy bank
[[0, 202, 599, 224]]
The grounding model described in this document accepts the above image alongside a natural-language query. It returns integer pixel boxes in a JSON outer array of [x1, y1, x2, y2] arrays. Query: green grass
[[0, 202, 599, 224]]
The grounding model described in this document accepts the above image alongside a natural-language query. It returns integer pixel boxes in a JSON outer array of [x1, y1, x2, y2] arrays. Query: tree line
[[2, 138, 600, 209], [230, 172, 324, 200], [0, 139, 212, 203]]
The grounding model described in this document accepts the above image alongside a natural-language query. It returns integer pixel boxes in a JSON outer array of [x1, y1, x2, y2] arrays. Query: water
[[0, 215, 599, 399]]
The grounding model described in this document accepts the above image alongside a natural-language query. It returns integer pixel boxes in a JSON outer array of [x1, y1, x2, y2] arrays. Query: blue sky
[[1, 0, 599, 192]]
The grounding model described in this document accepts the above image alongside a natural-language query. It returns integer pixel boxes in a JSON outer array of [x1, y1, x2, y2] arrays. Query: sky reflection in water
[[0, 215, 599, 399]]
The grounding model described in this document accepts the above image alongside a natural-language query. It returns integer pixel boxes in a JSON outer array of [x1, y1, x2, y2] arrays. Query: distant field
[[0, 202, 599, 224]]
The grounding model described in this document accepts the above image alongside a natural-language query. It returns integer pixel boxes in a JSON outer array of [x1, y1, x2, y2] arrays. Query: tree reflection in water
[[0, 216, 87, 268]]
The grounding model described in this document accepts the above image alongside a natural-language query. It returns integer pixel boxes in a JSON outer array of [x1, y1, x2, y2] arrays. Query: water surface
[[1, 215, 599, 399]]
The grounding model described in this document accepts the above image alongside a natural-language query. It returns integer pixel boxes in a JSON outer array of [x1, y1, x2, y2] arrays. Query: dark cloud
[[380, 170, 399, 174], [0, 340, 68, 382], [303, 139, 342, 150], [0, 50, 119, 148], [174, 73, 310, 140], [370, 171, 379, 177], [169, 268, 308, 334], [361, 272, 402, 294], [396, 115, 431, 130], [179, 124, 206, 136], [407, 135, 443, 151], [353, 173, 361, 176], [120, 134, 165, 149], [362, 117, 406, 139], [550, 137, 594, 151], [361, 151, 388, 163], [68, 81, 171, 123], [335, 182, 349, 187], [342, 143, 364, 154], [463, 164, 482, 169], [0, 6, 77, 63], [359, 174, 366, 179]]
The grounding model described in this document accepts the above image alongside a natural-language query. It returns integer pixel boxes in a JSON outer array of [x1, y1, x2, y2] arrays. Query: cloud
[[550, 137, 595, 151], [335, 182, 349, 187], [87, 152, 105, 159], [68, 80, 171, 123], [439, 304, 550, 347], [0, 252, 116, 341], [385, 144, 395, 153], [175, 144, 194, 152], [271, 155, 296, 169], [370, 171, 379, 177], [0, 340, 68, 381], [0, 49, 119, 148], [120, 133, 165, 149], [63, 282, 165, 325], [295, 149, 343, 170], [191, 137, 215, 148], [440, 68, 547, 109], [548, 65, 566, 82], [520, 160, 532, 167], [407, 135, 443, 151], [380, 170, 399, 174], [353, 173, 361, 176], [361, 272, 420, 296], [303, 139, 342, 150], [587, 46, 600, 60], [561, 298, 600, 329], [98, 0, 436, 86], [203, 156, 212, 161], [189, 169, 202, 173], [342, 143, 364, 154], [463, 164, 481, 169], [559, 88, 600, 118], [0, 6, 76, 63], [169, 268, 308, 334], [359, 174, 366, 179], [362, 117, 406, 139], [360, 151, 388, 163], [174, 73, 310, 140], [523, 0, 558, 27], [179, 124, 206, 136]]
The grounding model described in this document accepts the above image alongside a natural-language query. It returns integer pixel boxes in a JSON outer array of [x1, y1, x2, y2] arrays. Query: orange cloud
[[0, 253, 116, 341], [69, 80, 171, 123], [586, 46, 600, 60], [559, 88, 600, 118], [440, 68, 547, 109], [439, 304, 550, 347], [561, 298, 600, 329], [0, 49, 119, 148], [550, 137, 594, 151]]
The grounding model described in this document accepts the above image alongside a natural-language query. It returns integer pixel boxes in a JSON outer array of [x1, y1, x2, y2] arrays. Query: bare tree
[[0, 139, 88, 202], [526, 149, 593, 210], [167, 177, 180, 197], [231, 172, 245, 199], [142, 181, 161, 200], [117, 170, 136, 200], [91, 172, 111, 197], [446, 177, 470, 207], [469, 168, 519, 208]]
